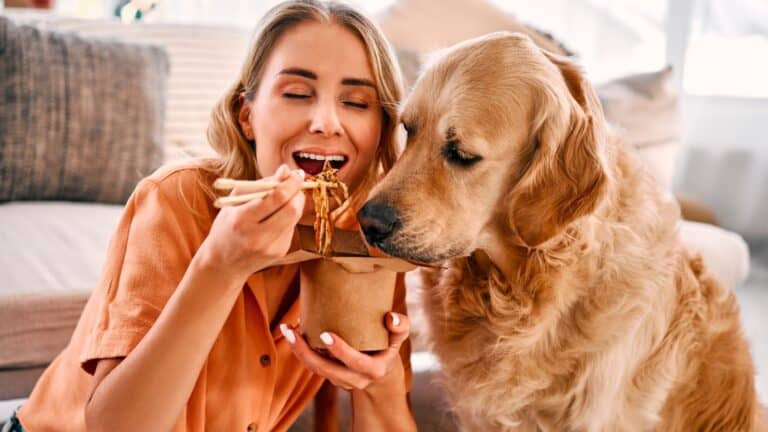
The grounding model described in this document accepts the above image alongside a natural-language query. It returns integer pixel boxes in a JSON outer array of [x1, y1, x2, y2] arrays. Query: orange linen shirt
[[17, 162, 411, 432]]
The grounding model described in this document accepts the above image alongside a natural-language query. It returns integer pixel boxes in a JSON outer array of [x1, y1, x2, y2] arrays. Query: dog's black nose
[[357, 201, 402, 245]]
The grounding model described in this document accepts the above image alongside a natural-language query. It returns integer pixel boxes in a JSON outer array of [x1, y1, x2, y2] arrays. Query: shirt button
[[259, 354, 271, 367]]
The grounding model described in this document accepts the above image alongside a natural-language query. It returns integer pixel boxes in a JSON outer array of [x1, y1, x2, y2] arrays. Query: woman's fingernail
[[280, 323, 296, 344], [391, 313, 400, 327], [320, 332, 334, 346], [295, 169, 305, 179]]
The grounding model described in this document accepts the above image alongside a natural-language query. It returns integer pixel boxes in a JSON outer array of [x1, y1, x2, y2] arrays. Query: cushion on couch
[[679, 220, 751, 290], [0, 202, 123, 395], [0, 16, 169, 204], [6, 13, 251, 163], [597, 66, 682, 190]]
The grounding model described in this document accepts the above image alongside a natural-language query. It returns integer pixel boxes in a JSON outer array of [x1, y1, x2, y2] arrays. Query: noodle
[[311, 160, 349, 256]]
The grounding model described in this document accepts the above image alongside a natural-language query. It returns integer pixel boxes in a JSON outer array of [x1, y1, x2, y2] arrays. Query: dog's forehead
[[400, 74, 455, 123], [401, 56, 486, 129], [407, 40, 542, 111], [402, 70, 531, 149]]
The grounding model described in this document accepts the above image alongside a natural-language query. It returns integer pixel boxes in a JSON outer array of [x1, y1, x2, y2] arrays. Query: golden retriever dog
[[358, 32, 766, 431]]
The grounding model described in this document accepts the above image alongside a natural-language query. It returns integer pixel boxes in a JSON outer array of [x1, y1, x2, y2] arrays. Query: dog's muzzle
[[357, 200, 402, 248]]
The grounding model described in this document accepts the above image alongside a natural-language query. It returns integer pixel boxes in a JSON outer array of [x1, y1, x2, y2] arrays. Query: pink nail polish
[[320, 332, 333, 346], [280, 323, 296, 344]]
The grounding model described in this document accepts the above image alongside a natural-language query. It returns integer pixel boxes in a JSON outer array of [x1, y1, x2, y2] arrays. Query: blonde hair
[[204, 0, 404, 212]]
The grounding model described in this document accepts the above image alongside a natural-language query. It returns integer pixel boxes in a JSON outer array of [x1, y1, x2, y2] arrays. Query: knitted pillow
[[0, 16, 169, 203], [597, 66, 681, 190]]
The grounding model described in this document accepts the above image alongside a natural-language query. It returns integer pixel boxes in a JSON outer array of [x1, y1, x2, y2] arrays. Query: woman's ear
[[508, 54, 608, 247], [238, 94, 255, 141]]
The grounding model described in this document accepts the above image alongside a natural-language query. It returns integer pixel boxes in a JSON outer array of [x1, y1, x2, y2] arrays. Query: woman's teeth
[[295, 152, 346, 162]]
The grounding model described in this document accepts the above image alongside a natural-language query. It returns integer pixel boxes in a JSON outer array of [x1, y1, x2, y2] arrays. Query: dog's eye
[[442, 140, 482, 167]]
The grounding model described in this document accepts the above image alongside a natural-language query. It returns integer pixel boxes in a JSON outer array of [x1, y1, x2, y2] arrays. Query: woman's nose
[[309, 99, 343, 137]]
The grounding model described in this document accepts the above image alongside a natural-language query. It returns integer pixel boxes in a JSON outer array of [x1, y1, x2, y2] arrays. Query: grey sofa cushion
[[0, 16, 169, 203]]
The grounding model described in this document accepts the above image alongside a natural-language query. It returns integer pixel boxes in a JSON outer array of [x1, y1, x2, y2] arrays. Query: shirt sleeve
[[80, 176, 206, 374]]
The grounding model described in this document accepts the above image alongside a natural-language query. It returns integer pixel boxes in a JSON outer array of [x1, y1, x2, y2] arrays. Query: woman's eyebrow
[[277, 67, 375, 88], [278, 67, 317, 79], [341, 78, 375, 88]]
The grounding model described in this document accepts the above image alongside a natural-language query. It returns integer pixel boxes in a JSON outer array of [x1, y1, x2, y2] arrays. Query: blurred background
[[2, 0, 767, 429], [20, 0, 766, 238]]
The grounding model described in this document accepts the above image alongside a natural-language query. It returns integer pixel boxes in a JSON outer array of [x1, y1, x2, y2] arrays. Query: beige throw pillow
[[0, 17, 169, 203], [597, 66, 682, 190]]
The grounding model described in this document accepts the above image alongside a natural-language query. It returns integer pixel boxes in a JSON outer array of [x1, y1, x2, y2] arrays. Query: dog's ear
[[508, 52, 607, 247]]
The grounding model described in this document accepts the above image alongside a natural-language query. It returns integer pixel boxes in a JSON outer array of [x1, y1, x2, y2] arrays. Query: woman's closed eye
[[342, 99, 369, 110], [283, 92, 311, 99], [282, 93, 368, 109]]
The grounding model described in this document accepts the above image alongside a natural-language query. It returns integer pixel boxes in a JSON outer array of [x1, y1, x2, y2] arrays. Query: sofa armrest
[[679, 220, 751, 289]]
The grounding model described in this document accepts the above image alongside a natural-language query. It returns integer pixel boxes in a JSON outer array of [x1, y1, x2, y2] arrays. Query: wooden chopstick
[[214, 191, 269, 208], [213, 177, 335, 193], [213, 177, 339, 208]]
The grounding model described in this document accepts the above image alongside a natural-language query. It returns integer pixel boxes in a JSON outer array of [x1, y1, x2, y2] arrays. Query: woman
[[13, 1, 415, 431]]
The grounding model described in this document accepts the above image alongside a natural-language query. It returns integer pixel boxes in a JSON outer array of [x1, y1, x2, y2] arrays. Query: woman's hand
[[199, 164, 306, 280], [279, 312, 410, 391]]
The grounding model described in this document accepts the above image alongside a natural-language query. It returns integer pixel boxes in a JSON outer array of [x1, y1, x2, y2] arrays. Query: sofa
[[0, 2, 751, 430]]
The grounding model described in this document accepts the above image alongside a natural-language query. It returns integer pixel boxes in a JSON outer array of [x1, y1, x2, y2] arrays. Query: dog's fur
[[360, 33, 765, 431]]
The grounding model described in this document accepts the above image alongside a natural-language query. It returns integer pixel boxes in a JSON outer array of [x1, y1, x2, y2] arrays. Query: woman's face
[[240, 21, 382, 203]]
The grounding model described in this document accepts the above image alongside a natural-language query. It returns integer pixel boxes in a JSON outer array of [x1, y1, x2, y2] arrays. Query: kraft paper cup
[[299, 258, 396, 353]]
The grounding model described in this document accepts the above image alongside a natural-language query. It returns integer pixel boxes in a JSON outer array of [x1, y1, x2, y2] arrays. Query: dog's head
[[358, 32, 608, 263]]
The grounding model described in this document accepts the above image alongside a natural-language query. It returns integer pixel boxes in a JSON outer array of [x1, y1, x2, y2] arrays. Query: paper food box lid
[[270, 224, 416, 273]]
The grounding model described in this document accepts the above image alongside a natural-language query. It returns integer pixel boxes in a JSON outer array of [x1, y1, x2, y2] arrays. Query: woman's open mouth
[[292, 151, 349, 176]]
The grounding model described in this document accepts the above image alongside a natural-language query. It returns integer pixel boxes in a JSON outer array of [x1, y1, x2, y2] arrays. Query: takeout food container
[[270, 224, 415, 352]]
